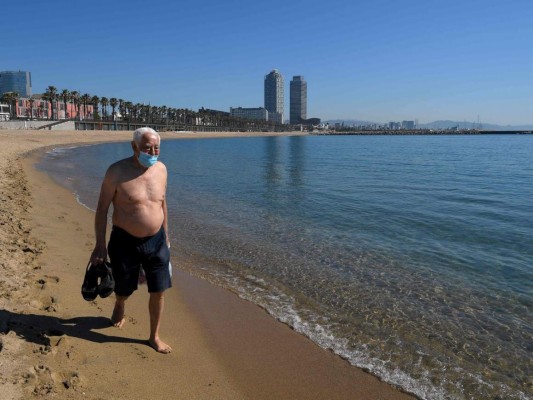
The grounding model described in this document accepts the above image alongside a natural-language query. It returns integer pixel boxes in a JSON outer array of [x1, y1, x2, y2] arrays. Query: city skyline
[[2, 0, 532, 125]]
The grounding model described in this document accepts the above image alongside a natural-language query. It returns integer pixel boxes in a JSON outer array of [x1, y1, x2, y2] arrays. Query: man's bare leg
[[148, 291, 172, 353], [111, 295, 128, 328]]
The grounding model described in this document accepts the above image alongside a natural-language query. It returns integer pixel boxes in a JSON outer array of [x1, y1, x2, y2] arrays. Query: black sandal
[[81, 262, 99, 301], [96, 262, 115, 298]]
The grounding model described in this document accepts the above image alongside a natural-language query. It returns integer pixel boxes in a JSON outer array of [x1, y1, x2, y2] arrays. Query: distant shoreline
[[313, 130, 533, 136]]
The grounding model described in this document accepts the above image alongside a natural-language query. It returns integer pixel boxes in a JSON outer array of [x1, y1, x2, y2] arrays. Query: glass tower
[[290, 76, 307, 124], [0, 71, 32, 97], [264, 70, 284, 123]]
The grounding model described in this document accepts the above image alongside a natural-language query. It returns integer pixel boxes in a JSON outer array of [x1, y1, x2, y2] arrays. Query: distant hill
[[418, 120, 533, 130], [326, 119, 533, 131]]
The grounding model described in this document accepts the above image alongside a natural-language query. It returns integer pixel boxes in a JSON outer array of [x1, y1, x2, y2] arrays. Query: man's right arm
[[90, 168, 116, 264]]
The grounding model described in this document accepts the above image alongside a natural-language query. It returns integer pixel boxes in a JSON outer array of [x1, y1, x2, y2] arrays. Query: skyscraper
[[264, 69, 284, 124], [290, 76, 307, 124], [0, 71, 32, 97]]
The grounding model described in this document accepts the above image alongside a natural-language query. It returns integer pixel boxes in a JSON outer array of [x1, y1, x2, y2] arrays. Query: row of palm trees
[[33, 86, 286, 131]]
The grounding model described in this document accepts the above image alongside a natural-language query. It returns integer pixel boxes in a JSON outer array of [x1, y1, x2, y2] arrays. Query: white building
[[0, 103, 10, 121]]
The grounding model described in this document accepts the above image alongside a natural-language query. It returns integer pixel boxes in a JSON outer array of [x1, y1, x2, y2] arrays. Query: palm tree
[[44, 86, 57, 120], [70, 91, 80, 119], [39, 102, 45, 119], [91, 95, 100, 120], [127, 103, 133, 121], [118, 99, 125, 120], [60, 89, 70, 119], [100, 97, 108, 120], [160, 106, 167, 125], [81, 93, 90, 119], [150, 105, 158, 123], [28, 97, 35, 119], [134, 103, 142, 121], [109, 97, 118, 120]]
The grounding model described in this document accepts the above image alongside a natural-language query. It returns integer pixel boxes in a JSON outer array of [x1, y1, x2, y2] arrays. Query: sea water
[[37, 134, 533, 400]]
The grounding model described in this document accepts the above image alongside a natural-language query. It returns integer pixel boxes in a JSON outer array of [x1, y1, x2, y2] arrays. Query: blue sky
[[3, 0, 532, 124]]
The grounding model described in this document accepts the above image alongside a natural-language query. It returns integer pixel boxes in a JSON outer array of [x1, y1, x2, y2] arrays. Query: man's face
[[134, 133, 160, 156]]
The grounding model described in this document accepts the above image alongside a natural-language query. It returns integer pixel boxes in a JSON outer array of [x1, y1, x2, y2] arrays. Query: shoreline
[[0, 130, 415, 399]]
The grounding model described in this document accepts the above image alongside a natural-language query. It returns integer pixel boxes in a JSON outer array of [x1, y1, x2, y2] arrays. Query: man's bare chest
[[115, 174, 165, 205]]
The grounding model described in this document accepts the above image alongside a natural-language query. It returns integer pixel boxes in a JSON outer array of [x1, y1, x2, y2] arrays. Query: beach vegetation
[[60, 89, 70, 119], [43, 86, 57, 120], [70, 91, 80, 119], [109, 98, 118, 120], [100, 96, 108, 120]]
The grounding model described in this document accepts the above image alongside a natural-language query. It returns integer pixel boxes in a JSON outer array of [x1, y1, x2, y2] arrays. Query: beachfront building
[[230, 107, 268, 121], [290, 76, 307, 124], [0, 71, 32, 97], [0, 103, 10, 121], [11, 95, 94, 120], [264, 70, 284, 124]]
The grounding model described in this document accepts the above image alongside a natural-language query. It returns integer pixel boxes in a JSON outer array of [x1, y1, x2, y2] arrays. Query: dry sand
[[0, 129, 416, 399]]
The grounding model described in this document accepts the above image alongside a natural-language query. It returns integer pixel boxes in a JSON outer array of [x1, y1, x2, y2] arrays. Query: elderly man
[[90, 127, 172, 353]]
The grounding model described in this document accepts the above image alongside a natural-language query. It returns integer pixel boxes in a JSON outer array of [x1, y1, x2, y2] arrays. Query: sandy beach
[[0, 129, 415, 400]]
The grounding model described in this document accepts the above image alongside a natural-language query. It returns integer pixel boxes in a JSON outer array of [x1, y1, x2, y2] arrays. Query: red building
[[14, 95, 94, 120]]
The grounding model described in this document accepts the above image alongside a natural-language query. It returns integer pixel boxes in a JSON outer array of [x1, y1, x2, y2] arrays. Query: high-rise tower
[[290, 76, 307, 125], [0, 71, 32, 97], [264, 69, 284, 124]]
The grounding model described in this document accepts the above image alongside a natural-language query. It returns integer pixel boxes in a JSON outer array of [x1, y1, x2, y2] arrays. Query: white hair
[[133, 127, 160, 145]]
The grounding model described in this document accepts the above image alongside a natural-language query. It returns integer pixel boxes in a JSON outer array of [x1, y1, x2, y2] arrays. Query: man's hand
[[90, 244, 108, 265]]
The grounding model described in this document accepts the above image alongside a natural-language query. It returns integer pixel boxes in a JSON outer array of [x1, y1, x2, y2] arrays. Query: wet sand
[[0, 129, 415, 399]]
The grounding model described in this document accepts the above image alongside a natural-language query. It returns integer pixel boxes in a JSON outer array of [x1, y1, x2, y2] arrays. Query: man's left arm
[[163, 196, 170, 248], [161, 164, 170, 248]]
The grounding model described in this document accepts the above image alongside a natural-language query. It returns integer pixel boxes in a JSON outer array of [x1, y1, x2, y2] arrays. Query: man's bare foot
[[111, 302, 126, 328], [148, 337, 172, 354]]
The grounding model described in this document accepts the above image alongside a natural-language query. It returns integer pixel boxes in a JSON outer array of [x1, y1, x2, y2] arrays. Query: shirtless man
[[90, 127, 172, 353]]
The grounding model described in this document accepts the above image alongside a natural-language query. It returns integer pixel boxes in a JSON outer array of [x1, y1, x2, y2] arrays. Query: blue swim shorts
[[108, 225, 171, 296]]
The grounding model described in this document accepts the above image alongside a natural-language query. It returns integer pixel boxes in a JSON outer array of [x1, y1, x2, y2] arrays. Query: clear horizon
[[2, 0, 532, 125]]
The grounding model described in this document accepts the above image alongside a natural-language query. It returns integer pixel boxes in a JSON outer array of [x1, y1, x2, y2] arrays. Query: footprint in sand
[[131, 345, 148, 359], [29, 364, 55, 396], [42, 296, 59, 313], [33, 345, 52, 355], [87, 300, 103, 312], [36, 276, 59, 290], [59, 371, 84, 390], [55, 337, 89, 364], [36, 278, 47, 290], [44, 275, 60, 283]]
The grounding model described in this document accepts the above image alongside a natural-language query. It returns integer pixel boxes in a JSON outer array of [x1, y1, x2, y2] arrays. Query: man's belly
[[112, 207, 164, 238]]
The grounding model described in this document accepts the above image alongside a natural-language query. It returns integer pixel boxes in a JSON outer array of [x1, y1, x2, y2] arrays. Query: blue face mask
[[137, 151, 158, 168]]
